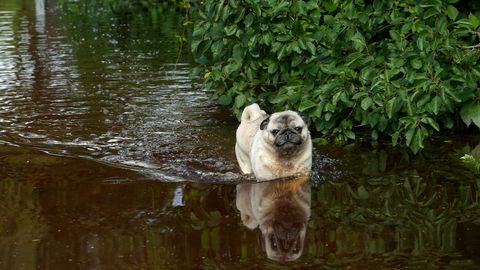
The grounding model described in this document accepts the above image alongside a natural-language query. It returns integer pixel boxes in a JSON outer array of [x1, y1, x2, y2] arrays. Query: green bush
[[191, 0, 480, 153]]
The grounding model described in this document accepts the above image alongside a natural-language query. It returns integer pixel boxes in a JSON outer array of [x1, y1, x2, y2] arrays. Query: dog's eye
[[271, 129, 279, 136], [294, 126, 303, 132]]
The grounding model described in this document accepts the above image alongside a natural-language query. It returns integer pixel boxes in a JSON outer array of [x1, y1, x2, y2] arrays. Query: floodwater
[[1, 1, 480, 269]]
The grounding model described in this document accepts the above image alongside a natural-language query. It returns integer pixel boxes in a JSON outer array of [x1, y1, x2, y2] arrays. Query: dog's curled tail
[[240, 103, 267, 122]]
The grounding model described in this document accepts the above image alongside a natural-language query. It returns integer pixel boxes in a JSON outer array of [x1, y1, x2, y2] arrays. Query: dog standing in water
[[235, 103, 312, 180]]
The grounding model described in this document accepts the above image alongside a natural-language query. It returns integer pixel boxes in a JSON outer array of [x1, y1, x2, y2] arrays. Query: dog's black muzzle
[[274, 129, 303, 147]]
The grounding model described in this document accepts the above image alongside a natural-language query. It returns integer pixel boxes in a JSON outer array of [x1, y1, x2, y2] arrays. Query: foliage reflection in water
[[2, 140, 480, 269], [0, 0, 480, 269]]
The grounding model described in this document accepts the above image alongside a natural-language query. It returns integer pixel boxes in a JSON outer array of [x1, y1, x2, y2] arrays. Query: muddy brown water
[[1, 1, 480, 269]]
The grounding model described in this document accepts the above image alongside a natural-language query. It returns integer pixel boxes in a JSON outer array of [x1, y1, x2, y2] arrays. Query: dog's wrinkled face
[[260, 111, 309, 156], [259, 221, 306, 262], [236, 177, 311, 262], [258, 201, 307, 262]]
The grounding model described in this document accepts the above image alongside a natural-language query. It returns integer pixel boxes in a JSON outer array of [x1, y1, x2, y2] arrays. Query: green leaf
[[392, 131, 400, 145], [228, 0, 238, 8], [299, 100, 317, 112], [460, 154, 480, 173], [436, 17, 447, 33], [292, 55, 304, 67], [191, 40, 202, 52], [373, 0, 383, 11], [234, 94, 247, 108], [332, 91, 342, 105], [233, 48, 244, 65], [417, 37, 424, 51], [445, 88, 462, 103], [429, 96, 442, 115], [386, 97, 397, 119], [277, 44, 287, 60], [323, 15, 335, 26], [352, 32, 366, 52], [251, 2, 261, 15], [211, 40, 224, 58], [276, 35, 291, 42], [345, 52, 364, 67], [324, 112, 332, 121], [405, 126, 416, 146], [195, 56, 209, 65], [390, 57, 405, 68], [271, 1, 290, 15], [291, 41, 302, 54], [344, 130, 355, 140], [460, 102, 480, 128], [225, 25, 237, 36], [352, 92, 368, 100], [410, 127, 425, 154], [306, 41, 316, 55], [446, 5, 458, 21], [361, 97, 373, 110], [323, 1, 337, 12], [357, 186, 369, 200], [218, 95, 232, 105], [262, 32, 274, 45], [410, 58, 422, 69], [378, 115, 388, 131], [223, 61, 241, 74], [269, 94, 289, 104], [406, 97, 414, 116], [424, 117, 440, 132], [401, 22, 412, 33], [469, 13, 479, 29], [268, 61, 278, 74]]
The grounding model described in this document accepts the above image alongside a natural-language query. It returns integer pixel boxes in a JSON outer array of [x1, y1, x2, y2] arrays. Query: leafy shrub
[[191, 0, 480, 153]]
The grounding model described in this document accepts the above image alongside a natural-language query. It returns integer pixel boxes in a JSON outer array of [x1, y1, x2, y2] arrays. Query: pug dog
[[235, 103, 312, 180], [236, 176, 311, 261]]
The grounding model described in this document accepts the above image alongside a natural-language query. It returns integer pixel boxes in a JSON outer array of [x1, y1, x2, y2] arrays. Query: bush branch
[[464, 31, 480, 49]]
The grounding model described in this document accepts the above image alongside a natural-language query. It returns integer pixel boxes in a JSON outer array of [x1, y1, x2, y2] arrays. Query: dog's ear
[[260, 116, 270, 130]]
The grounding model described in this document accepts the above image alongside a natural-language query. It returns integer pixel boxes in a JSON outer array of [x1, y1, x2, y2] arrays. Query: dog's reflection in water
[[236, 176, 311, 262]]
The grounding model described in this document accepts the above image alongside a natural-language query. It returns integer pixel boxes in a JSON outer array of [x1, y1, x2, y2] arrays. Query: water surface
[[1, 1, 480, 269]]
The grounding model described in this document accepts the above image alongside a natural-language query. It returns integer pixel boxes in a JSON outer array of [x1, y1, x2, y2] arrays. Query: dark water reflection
[[2, 140, 480, 269], [0, 0, 237, 182], [236, 177, 311, 262], [1, 1, 480, 269]]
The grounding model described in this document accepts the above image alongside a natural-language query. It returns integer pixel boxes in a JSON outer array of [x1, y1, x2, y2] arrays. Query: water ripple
[[0, 8, 242, 183]]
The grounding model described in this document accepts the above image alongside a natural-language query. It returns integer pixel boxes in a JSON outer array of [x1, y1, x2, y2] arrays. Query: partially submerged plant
[[461, 154, 480, 174]]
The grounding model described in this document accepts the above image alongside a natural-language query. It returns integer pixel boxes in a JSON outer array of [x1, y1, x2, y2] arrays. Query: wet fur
[[235, 103, 268, 174], [235, 103, 312, 180]]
